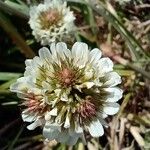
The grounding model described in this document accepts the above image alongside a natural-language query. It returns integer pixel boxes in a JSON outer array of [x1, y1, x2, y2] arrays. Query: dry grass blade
[[88, 0, 148, 60]]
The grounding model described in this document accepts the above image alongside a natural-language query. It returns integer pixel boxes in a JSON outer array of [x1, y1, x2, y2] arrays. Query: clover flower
[[10, 42, 123, 145], [29, 0, 75, 45]]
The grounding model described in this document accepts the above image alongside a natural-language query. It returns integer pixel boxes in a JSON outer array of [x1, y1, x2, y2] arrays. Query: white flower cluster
[[29, 0, 75, 45], [10, 42, 123, 145]]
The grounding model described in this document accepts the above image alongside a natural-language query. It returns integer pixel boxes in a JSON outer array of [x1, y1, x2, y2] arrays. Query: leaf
[[0, 1, 29, 18], [115, 70, 135, 76], [0, 72, 22, 81], [5, 0, 29, 17], [86, 5, 98, 35], [0, 78, 19, 89]]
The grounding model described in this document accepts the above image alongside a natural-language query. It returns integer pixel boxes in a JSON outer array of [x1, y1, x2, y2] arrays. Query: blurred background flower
[[29, 0, 75, 45]]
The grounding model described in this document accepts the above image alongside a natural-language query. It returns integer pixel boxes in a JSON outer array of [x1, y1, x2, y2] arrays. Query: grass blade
[[0, 11, 35, 58]]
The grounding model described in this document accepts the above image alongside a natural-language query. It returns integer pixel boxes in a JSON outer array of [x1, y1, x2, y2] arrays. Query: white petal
[[22, 111, 36, 122], [27, 119, 43, 130], [75, 82, 95, 90], [30, 88, 42, 95], [75, 125, 83, 133], [17, 92, 27, 99], [56, 42, 71, 59], [43, 122, 61, 140], [32, 56, 42, 68], [43, 127, 59, 140], [72, 42, 89, 66], [88, 120, 104, 137], [48, 108, 58, 116], [89, 48, 102, 64], [66, 135, 79, 145], [84, 68, 95, 80], [10, 79, 25, 92], [25, 59, 32, 66], [45, 108, 57, 120], [103, 72, 122, 87], [61, 93, 69, 101], [97, 115, 108, 128], [60, 89, 71, 102], [39, 47, 51, 61], [104, 103, 120, 115], [98, 58, 113, 76], [105, 87, 123, 102], [56, 131, 70, 143], [46, 122, 61, 130], [83, 82, 95, 89], [50, 43, 57, 57], [81, 134, 87, 145], [72, 42, 83, 58], [102, 113, 108, 118], [10, 76, 35, 93], [64, 115, 70, 128], [45, 112, 51, 121]]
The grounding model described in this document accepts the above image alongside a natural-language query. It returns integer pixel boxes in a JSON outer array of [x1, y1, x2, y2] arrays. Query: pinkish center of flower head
[[23, 93, 48, 115], [39, 9, 62, 29], [57, 68, 76, 87], [77, 96, 97, 120]]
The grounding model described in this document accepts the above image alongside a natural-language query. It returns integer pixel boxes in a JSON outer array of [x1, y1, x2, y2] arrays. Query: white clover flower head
[[10, 42, 123, 145], [29, 0, 75, 45]]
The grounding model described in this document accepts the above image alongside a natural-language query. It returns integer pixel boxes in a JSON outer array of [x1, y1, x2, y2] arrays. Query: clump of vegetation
[[0, 0, 149, 149]]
